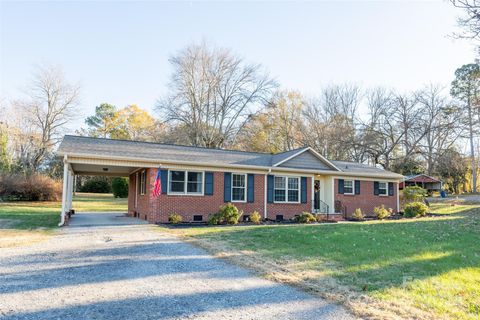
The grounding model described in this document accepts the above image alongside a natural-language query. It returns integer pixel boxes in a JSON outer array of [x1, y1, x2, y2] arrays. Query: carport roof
[[57, 135, 403, 178]]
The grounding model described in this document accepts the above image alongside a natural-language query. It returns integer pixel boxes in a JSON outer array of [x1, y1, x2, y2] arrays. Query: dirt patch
[[0, 230, 52, 248]]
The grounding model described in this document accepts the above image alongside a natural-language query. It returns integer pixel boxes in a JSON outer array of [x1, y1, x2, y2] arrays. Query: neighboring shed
[[399, 174, 442, 193]]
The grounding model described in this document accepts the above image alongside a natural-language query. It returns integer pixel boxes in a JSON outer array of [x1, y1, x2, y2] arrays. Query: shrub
[[352, 208, 364, 221], [168, 213, 183, 224], [403, 186, 428, 203], [208, 214, 220, 225], [209, 203, 242, 225], [79, 177, 111, 193], [374, 205, 391, 220], [404, 202, 429, 218], [295, 212, 317, 224], [0, 173, 61, 201], [111, 177, 128, 198], [250, 211, 262, 224]]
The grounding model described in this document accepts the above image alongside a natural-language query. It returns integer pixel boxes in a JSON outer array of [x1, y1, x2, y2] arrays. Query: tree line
[[1, 2, 480, 194]]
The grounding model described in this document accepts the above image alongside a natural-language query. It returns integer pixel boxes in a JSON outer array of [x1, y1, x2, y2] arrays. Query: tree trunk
[[468, 98, 477, 193]]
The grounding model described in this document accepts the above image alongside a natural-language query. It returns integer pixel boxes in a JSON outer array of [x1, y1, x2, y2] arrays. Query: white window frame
[[168, 170, 204, 196], [343, 179, 354, 195], [273, 175, 300, 204], [378, 182, 388, 196], [231, 173, 247, 203], [140, 170, 146, 195]]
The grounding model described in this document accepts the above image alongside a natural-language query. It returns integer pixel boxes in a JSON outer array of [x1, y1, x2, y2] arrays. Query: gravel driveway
[[0, 213, 354, 320]]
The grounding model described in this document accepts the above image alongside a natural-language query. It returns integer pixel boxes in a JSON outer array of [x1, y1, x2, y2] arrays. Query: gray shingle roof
[[57, 135, 402, 178]]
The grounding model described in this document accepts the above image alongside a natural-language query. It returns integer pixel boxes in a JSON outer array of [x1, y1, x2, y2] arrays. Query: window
[[187, 172, 203, 193], [378, 182, 387, 196], [344, 180, 354, 195], [287, 177, 299, 202], [232, 173, 246, 202], [274, 176, 300, 203], [140, 170, 146, 195], [274, 176, 286, 202], [168, 170, 203, 195]]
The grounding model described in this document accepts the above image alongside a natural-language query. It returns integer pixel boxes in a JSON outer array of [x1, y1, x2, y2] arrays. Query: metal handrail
[[312, 199, 329, 214]]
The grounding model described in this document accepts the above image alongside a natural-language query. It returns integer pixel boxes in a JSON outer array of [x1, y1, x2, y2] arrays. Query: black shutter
[[355, 180, 361, 195], [160, 169, 168, 194], [338, 179, 345, 194], [388, 182, 394, 196], [205, 172, 214, 195], [267, 175, 274, 203], [301, 177, 307, 203], [224, 172, 232, 202], [247, 174, 254, 203], [374, 181, 379, 195]]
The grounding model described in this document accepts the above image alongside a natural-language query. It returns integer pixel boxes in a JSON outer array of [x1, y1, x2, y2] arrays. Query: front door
[[314, 180, 321, 212]]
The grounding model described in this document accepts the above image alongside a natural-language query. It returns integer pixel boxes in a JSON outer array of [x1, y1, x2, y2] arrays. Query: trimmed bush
[[403, 186, 428, 203], [0, 173, 61, 201], [374, 205, 391, 220], [209, 203, 242, 225], [79, 177, 111, 193], [295, 212, 317, 224], [111, 177, 128, 198], [352, 208, 365, 221], [404, 202, 429, 218], [250, 211, 262, 224], [168, 213, 183, 224]]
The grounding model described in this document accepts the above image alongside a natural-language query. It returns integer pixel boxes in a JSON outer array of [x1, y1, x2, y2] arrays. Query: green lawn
[[72, 192, 128, 212], [167, 205, 480, 319], [0, 193, 127, 230]]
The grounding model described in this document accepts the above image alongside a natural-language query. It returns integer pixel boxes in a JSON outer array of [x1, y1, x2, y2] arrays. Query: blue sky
[[0, 1, 476, 130]]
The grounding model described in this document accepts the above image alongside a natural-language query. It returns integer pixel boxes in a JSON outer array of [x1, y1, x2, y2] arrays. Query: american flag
[[152, 168, 162, 198]]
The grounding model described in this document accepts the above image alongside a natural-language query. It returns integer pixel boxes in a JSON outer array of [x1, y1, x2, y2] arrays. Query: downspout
[[264, 168, 271, 219], [396, 181, 400, 214]]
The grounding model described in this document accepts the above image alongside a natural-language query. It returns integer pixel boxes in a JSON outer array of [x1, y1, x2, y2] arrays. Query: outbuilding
[[399, 174, 442, 193]]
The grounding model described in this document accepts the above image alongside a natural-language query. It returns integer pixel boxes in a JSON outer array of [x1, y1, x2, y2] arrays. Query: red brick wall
[[334, 179, 398, 218], [128, 170, 397, 223], [150, 171, 266, 223], [128, 169, 154, 222], [128, 169, 313, 223], [266, 177, 311, 220]]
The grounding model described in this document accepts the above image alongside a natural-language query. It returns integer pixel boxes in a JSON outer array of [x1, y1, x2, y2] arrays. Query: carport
[[58, 153, 158, 226]]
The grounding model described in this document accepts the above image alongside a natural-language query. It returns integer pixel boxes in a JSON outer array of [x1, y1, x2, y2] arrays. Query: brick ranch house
[[57, 135, 403, 225]]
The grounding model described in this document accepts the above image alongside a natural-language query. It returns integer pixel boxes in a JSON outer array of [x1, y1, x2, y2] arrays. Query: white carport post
[[59, 155, 69, 226], [66, 169, 73, 212]]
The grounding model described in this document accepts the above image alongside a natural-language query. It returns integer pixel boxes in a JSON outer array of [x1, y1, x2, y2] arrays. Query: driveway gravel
[[0, 212, 355, 320]]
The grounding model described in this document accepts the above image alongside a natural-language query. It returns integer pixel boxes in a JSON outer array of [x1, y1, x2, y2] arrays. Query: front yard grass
[[0, 193, 127, 247], [165, 204, 480, 319]]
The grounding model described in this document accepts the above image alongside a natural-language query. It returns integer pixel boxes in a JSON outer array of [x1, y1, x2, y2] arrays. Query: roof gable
[[273, 148, 340, 171], [404, 174, 441, 183]]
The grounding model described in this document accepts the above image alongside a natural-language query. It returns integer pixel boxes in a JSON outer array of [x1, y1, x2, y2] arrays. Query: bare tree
[[157, 42, 277, 148], [451, 63, 480, 192], [451, 0, 480, 40], [16, 64, 80, 171], [356, 88, 394, 169], [417, 85, 461, 174], [302, 84, 361, 161]]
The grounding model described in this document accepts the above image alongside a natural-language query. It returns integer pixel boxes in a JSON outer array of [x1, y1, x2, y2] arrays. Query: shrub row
[[168, 203, 429, 225], [0, 173, 62, 201], [78, 176, 129, 198]]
